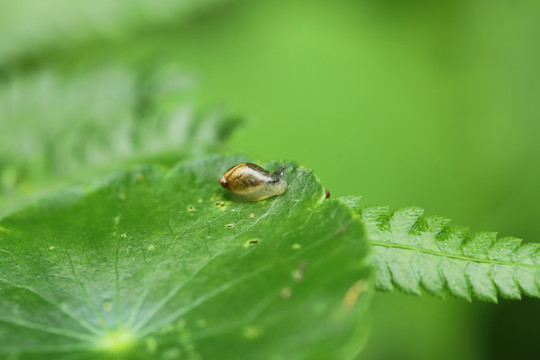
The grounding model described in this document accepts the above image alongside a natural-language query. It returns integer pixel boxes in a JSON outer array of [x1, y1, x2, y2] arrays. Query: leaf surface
[[352, 201, 540, 303], [0, 155, 371, 359]]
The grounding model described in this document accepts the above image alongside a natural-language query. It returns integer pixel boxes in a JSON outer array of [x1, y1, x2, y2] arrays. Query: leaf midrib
[[370, 240, 540, 269]]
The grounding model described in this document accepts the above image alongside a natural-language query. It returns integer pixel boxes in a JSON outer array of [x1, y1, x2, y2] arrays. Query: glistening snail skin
[[218, 163, 287, 202]]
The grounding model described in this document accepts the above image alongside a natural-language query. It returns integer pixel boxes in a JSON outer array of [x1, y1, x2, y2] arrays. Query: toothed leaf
[[351, 204, 540, 303]]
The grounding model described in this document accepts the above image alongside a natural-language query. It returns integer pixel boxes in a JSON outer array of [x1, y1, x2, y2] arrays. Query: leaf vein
[[371, 240, 540, 269]]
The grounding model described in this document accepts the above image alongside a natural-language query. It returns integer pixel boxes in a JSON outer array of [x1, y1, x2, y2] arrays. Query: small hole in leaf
[[243, 238, 259, 248]]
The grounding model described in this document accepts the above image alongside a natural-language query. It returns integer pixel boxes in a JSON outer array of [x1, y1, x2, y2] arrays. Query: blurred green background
[[1, 0, 539, 358]]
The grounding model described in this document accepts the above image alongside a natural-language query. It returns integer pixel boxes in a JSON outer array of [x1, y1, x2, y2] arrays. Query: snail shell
[[218, 163, 288, 202]]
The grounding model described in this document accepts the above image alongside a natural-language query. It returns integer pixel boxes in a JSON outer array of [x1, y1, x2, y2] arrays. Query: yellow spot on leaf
[[281, 287, 292, 299], [342, 280, 369, 310], [293, 260, 307, 283], [243, 326, 261, 339]]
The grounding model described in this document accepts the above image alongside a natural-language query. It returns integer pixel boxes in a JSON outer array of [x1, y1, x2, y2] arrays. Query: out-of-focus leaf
[[0, 66, 241, 213], [0, 0, 229, 62]]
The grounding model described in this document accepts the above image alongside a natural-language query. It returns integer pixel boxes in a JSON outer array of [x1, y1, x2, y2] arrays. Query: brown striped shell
[[218, 163, 287, 202]]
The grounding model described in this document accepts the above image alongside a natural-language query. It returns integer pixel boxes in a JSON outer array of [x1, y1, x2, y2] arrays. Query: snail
[[218, 163, 288, 202]]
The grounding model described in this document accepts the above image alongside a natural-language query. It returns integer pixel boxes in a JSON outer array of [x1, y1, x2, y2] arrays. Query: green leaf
[[354, 203, 540, 303], [0, 66, 241, 214], [0, 155, 372, 359], [0, 0, 229, 62]]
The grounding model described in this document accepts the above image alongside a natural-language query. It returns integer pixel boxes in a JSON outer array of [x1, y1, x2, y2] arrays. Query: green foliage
[[0, 66, 241, 214], [1, 1, 540, 358], [355, 204, 540, 303], [0, 0, 228, 62], [0, 155, 371, 359]]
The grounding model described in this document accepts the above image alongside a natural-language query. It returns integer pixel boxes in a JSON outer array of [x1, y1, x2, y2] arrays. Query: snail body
[[219, 163, 287, 202]]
